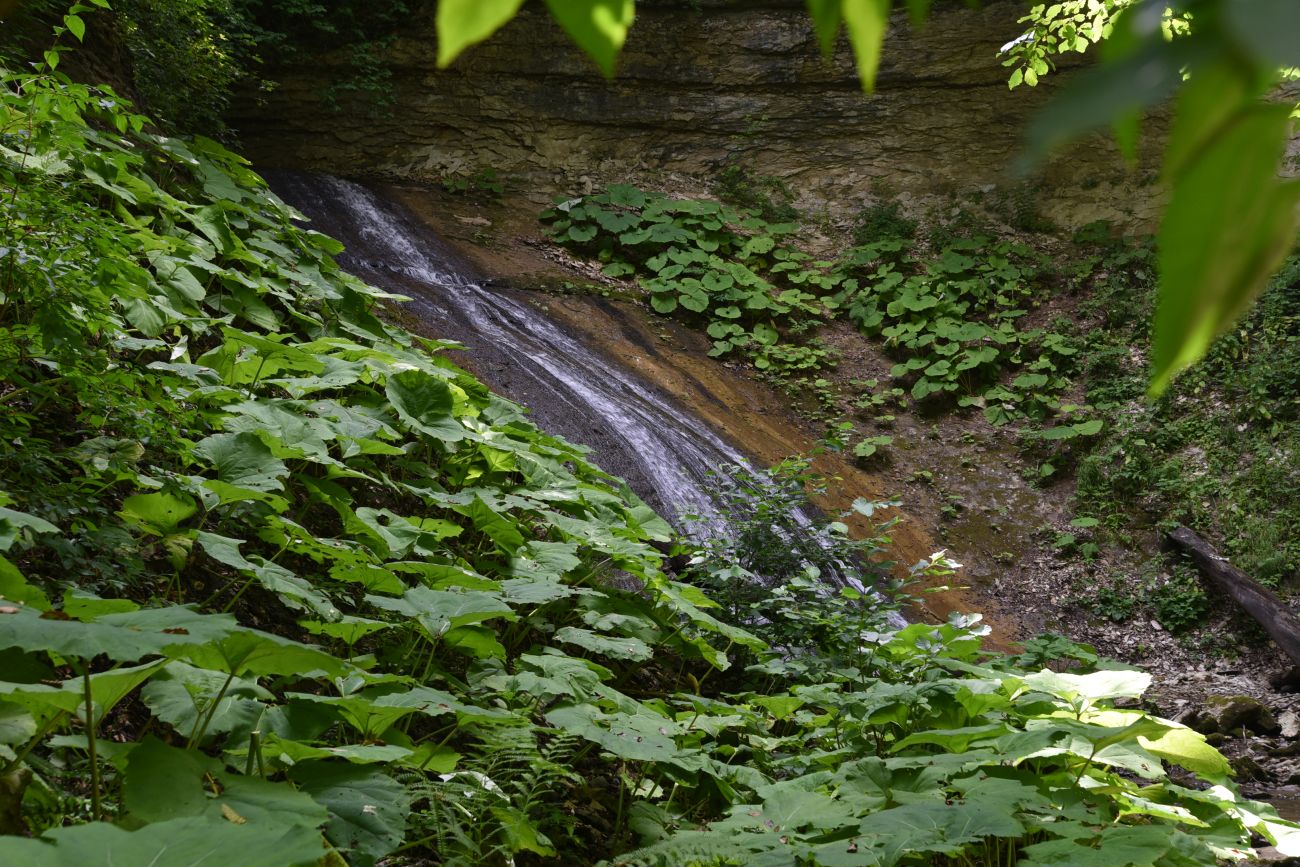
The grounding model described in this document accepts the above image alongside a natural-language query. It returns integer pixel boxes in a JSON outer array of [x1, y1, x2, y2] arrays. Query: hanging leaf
[[538, 0, 634, 77], [841, 0, 891, 93], [806, 0, 843, 56], [436, 0, 527, 68], [1150, 101, 1300, 395]]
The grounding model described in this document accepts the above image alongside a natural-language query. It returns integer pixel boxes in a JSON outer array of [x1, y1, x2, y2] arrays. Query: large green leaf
[[118, 492, 197, 535], [1023, 39, 1197, 167], [141, 661, 270, 744], [0, 505, 59, 551], [196, 532, 340, 619], [841, 0, 891, 93], [365, 585, 514, 641], [1021, 824, 1177, 866], [124, 736, 328, 831], [1150, 100, 1300, 395], [0, 604, 236, 662], [856, 801, 1026, 860], [289, 760, 410, 867], [2, 816, 325, 867], [0, 554, 50, 608], [436, 0, 526, 68], [542, 0, 635, 77], [1223, 0, 1300, 66], [555, 626, 653, 662], [546, 703, 705, 770], [1086, 709, 1230, 782], [175, 628, 349, 678], [385, 369, 465, 442], [1019, 668, 1150, 705], [0, 699, 35, 745], [123, 736, 218, 822], [758, 786, 858, 833], [460, 495, 526, 553], [286, 691, 419, 740], [193, 432, 289, 493]]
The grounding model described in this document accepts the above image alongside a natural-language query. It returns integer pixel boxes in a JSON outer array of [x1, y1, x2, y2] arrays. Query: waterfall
[[267, 172, 762, 526], [266, 172, 904, 626]]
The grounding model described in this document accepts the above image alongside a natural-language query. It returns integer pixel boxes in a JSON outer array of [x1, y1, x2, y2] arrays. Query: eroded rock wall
[[233, 0, 1164, 229]]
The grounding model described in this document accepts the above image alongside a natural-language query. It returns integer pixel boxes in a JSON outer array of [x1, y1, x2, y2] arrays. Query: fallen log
[[1166, 525, 1300, 666]]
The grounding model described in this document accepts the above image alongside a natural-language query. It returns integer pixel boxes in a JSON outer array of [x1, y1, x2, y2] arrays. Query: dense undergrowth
[[3, 37, 1300, 867], [1065, 241, 1300, 641]]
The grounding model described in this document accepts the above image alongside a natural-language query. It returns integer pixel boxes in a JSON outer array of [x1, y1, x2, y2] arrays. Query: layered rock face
[[234, 0, 1164, 228]]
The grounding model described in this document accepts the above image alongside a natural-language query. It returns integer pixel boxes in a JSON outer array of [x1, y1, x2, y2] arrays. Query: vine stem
[[82, 663, 102, 822], [188, 670, 237, 748]]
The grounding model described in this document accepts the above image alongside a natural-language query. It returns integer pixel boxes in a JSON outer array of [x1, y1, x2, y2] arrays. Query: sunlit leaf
[[841, 0, 891, 93], [542, 0, 635, 78], [1151, 102, 1300, 395], [435, 0, 526, 68]]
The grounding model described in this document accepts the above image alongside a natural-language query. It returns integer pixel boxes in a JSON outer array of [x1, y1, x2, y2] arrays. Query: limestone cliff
[[233, 0, 1164, 229]]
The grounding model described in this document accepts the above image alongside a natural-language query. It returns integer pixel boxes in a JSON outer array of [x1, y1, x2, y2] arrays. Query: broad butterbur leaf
[[2, 816, 325, 867], [290, 760, 410, 867]]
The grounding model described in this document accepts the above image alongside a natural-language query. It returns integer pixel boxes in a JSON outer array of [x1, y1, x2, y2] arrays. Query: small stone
[[1197, 695, 1281, 735], [1271, 667, 1300, 693], [1253, 846, 1300, 865], [1229, 755, 1271, 782], [1281, 710, 1300, 739]]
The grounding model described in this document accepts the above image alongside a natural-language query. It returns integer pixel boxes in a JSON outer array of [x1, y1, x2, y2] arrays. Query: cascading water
[[268, 171, 760, 528], [267, 172, 902, 623]]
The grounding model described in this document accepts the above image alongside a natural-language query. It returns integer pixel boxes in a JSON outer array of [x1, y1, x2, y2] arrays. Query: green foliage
[[541, 185, 842, 380], [1001, 0, 1141, 90], [853, 433, 893, 461], [0, 52, 745, 862], [1021, 0, 1300, 395], [438, 0, 1300, 397], [834, 235, 1081, 420], [714, 162, 799, 224], [1073, 249, 1300, 613], [852, 199, 917, 245], [3, 19, 1299, 865], [111, 0, 253, 134], [441, 167, 505, 200], [1150, 568, 1210, 635]]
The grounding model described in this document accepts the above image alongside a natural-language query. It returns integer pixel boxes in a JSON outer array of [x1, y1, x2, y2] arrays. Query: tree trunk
[[1166, 525, 1300, 666]]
